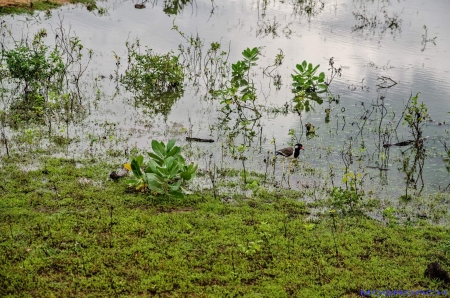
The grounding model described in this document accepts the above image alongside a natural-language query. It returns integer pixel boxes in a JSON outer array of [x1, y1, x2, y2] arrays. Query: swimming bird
[[275, 143, 304, 172]]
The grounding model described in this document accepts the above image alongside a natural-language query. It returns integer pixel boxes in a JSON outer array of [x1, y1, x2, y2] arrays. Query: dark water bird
[[276, 143, 304, 172]]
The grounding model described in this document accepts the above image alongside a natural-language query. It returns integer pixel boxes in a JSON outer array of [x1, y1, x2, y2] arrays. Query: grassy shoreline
[[1, 156, 449, 297], [0, 0, 96, 16]]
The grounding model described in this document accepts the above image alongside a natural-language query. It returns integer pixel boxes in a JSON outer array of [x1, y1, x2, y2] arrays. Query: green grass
[[0, 0, 96, 16], [0, 156, 449, 297]]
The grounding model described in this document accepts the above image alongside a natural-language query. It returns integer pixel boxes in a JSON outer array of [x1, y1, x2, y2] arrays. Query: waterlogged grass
[[0, 156, 449, 297], [0, 0, 96, 16]]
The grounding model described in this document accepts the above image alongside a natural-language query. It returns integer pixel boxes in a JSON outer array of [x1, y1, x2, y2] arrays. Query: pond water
[[1, 0, 450, 203]]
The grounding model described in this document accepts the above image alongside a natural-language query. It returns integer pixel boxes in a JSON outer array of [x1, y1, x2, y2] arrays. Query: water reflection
[[133, 91, 183, 119], [352, 3, 402, 38]]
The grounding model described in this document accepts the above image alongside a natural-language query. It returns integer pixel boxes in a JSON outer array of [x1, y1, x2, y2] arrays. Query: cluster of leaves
[[216, 47, 262, 145], [403, 92, 429, 145], [291, 60, 327, 112], [121, 40, 184, 96], [221, 47, 259, 108], [126, 139, 198, 198]]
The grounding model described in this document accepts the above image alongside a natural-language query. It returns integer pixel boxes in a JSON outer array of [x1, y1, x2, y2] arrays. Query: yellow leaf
[[124, 163, 132, 171]]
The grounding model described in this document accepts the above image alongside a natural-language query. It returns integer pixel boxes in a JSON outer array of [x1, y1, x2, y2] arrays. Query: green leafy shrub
[[126, 139, 198, 198], [121, 40, 184, 96], [2, 32, 65, 104], [1, 29, 92, 130]]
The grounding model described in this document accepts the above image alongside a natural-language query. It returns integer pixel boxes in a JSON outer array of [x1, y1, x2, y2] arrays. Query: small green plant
[[125, 139, 198, 198], [219, 47, 260, 114], [216, 47, 262, 185], [238, 240, 263, 256], [330, 171, 364, 214], [291, 60, 327, 112], [403, 92, 429, 147], [399, 93, 429, 195], [121, 40, 184, 96], [441, 235, 450, 256], [292, 61, 327, 93], [382, 207, 396, 226]]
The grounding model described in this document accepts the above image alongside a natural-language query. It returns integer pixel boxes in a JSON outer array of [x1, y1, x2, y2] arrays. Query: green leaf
[[170, 179, 182, 191], [135, 155, 144, 166], [180, 171, 192, 180], [302, 60, 307, 70], [145, 173, 165, 193], [166, 146, 181, 158], [168, 163, 180, 178], [151, 140, 165, 158], [318, 72, 325, 81], [303, 84, 310, 91], [131, 159, 143, 178], [166, 139, 176, 152], [189, 164, 198, 179], [164, 156, 174, 169], [156, 165, 168, 176], [312, 64, 320, 73], [147, 152, 164, 164], [169, 190, 184, 199], [145, 159, 159, 174], [177, 155, 186, 166], [126, 179, 139, 185]]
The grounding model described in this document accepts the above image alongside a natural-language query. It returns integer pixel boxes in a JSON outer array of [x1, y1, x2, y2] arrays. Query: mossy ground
[[0, 156, 449, 297]]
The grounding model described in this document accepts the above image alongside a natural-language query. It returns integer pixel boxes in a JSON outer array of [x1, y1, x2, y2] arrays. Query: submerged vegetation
[[1, 0, 450, 296]]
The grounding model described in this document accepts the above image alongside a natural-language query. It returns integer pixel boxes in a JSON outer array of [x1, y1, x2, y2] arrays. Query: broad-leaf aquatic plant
[[125, 139, 198, 198]]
